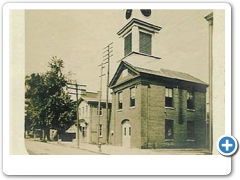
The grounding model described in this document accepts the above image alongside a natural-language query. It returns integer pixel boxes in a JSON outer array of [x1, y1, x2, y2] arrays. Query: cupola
[[117, 9, 162, 60]]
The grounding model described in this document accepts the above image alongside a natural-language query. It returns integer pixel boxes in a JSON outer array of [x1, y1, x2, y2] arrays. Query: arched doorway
[[122, 120, 131, 147]]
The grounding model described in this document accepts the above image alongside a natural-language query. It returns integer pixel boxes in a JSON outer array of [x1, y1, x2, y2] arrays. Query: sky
[[25, 9, 212, 97]]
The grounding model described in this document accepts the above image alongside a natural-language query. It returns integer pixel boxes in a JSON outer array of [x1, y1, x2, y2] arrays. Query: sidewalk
[[46, 140, 211, 155]]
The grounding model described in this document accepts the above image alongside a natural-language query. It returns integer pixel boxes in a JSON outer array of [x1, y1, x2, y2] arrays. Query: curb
[[48, 141, 110, 155]]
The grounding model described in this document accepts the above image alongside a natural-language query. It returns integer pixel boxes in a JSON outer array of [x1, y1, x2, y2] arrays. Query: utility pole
[[205, 13, 213, 153], [97, 62, 106, 152], [103, 42, 113, 144], [67, 82, 86, 149]]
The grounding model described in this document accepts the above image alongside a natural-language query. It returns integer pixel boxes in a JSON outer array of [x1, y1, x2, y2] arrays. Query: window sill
[[165, 107, 174, 110], [129, 106, 135, 109], [164, 139, 174, 142], [186, 139, 195, 142], [117, 109, 123, 112], [187, 109, 195, 112]]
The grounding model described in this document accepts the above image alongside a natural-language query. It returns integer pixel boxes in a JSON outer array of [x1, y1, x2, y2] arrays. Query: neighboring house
[[70, 91, 112, 144], [108, 10, 208, 149]]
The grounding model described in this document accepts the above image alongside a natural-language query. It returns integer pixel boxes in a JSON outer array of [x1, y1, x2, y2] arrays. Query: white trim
[[165, 107, 174, 110], [139, 28, 153, 36], [187, 109, 195, 112]]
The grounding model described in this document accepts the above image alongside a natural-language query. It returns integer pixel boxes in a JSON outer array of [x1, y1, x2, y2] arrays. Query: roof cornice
[[117, 18, 162, 36], [204, 12, 213, 25]]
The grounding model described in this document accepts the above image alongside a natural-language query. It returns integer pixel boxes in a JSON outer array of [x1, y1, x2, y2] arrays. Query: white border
[[3, 2, 231, 10], [3, 3, 232, 176]]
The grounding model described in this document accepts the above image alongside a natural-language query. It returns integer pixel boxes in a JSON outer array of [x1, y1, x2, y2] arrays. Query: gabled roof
[[109, 60, 140, 87], [109, 60, 207, 88]]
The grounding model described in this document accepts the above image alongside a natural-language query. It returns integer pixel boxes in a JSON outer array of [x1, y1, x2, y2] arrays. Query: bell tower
[[117, 9, 162, 61]]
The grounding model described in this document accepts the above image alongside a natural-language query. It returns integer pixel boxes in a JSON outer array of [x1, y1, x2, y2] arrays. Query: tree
[[25, 73, 46, 137], [25, 57, 76, 141]]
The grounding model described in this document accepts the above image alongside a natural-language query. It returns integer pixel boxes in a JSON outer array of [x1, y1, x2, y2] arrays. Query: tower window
[[124, 33, 132, 56], [139, 32, 152, 55]]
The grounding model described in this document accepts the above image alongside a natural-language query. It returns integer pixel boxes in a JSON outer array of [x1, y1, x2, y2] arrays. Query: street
[[25, 139, 210, 155], [25, 139, 102, 155]]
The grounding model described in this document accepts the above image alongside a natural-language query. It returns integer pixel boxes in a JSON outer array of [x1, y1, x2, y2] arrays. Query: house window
[[165, 119, 174, 139], [139, 32, 152, 55], [97, 105, 103, 116], [118, 92, 123, 109], [82, 107, 84, 117], [187, 91, 194, 109], [99, 124, 103, 137], [187, 121, 195, 140], [165, 88, 173, 107], [124, 127, 126, 136], [124, 33, 132, 56], [129, 127, 131, 136], [130, 87, 135, 107]]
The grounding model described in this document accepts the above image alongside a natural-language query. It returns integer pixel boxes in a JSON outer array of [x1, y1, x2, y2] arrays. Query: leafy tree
[[25, 73, 46, 135], [25, 57, 76, 141]]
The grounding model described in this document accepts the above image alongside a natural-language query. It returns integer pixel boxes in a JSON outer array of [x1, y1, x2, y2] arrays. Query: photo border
[[3, 2, 231, 175]]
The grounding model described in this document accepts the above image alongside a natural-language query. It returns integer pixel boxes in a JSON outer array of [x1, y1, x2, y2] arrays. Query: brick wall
[[110, 76, 207, 149], [140, 83, 207, 149], [110, 80, 141, 148]]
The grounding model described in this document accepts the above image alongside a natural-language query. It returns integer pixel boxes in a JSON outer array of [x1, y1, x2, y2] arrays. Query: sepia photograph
[[4, 2, 231, 175], [23, 9, 216, 155]]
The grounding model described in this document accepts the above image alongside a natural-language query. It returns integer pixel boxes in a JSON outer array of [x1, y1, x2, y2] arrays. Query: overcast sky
[[25, 9, 212, 96]]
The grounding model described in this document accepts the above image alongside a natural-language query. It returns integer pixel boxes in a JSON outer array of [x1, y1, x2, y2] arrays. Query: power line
[[66, 82, 86, 149], [103, 42, 113, 144], [97, 61, 106, 152]]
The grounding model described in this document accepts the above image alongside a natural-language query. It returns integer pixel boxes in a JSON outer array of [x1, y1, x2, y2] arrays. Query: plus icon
[[217, 135, 238, 156], [222, 139, 233, 151]]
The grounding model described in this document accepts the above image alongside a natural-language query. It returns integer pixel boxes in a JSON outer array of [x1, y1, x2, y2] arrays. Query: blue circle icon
[[217, 135, 238, 156]]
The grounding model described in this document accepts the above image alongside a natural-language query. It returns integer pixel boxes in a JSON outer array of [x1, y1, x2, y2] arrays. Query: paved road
[[25, 139, 103, 155]]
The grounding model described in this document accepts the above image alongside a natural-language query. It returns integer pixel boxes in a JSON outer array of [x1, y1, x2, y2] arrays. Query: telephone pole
[[97, 62, 106, 152], [103, 42, 113, 144], [67, 82, 86, 149]]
